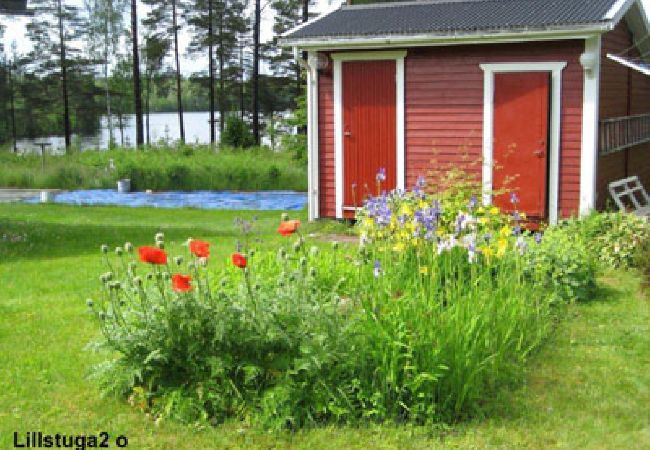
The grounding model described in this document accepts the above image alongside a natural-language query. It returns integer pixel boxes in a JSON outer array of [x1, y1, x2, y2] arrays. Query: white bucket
[[40, 191, 55, 203], [117, 179, 131, 193]]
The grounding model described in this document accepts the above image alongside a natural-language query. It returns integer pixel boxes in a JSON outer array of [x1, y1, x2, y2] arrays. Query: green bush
[[221, 116, 255, 149], [525, 226, 598, 303], [561, 212, 650, 269]]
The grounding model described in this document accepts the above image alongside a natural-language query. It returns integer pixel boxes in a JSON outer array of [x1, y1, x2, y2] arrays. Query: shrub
[[221, 115, 255, 149], [524, 225, 597, 303], [561, 212, 650, 269]]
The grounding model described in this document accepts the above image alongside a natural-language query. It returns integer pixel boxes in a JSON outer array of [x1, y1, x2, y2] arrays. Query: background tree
[[129, 0, 144, 147], [251, 0, 260, 145], [142, 0, 187, 143], [27, 0, 86, 150], [84, 0, 129, 148], [142, 34, 168, 145]]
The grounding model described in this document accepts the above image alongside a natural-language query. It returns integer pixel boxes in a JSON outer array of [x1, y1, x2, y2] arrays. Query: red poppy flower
[[138, 246, 168, 265], [278, 220, 301, 236], [172, 274, 192, 292], [189, 240, 210, 258], [231, 252, 247, 269]]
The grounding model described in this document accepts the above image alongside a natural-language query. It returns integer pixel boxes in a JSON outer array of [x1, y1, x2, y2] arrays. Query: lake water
[[14, 111, 283, 154], [23, 189, 308, 211]]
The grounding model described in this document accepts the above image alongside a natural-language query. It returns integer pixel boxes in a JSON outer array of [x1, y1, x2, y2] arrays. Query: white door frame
[[480, 62, 567, 224], [332, 50, 407, 219]]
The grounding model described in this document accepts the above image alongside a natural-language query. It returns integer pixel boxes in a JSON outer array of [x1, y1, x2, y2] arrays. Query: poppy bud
[[100, 244, 109, 254], [293, 242, 302, 253], [220, 278, 228, 288], [115, 247, 123, 256], [128, 262, 137, 273], [146, 272, 154, 280], [277, 279, 285, 288], [86, 299, 94, 308], [278, 248, 287, 259], [98, 312, 106, 320], [111, 281, 122, 290], [156, 241, 165, 250], [162, 272, 170, 281], [299, 257, 307, 267], [309, 246, 319, 257], [254, 283, 261, 291], [198, 257, 208, 267], [331, 241, 339, 250], [155, 232, 165, 242], [124, 242, 133, 253], [174, 256, 184, 266], [187, 262, 195, 270], [281, 213, 289, 221], [133, 276, 143, 287], [248, 249, 256, 257], [309, 267, 317, 277]]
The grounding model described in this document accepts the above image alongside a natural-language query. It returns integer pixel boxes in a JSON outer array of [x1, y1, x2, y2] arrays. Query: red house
[[282, 0, 650, 223]]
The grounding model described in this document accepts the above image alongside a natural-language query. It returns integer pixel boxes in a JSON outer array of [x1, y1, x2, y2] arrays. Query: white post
[[580, 35, 602, 216]]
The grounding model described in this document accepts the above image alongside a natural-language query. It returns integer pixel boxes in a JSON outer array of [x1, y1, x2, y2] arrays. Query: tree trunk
[[239, 41, 244, 119], [172, 0, 185, 144], [208, 0, 215, 145], [145, 71, 151, 145], [105, 0, 114, 148], [218, 7, 225, 135], [131, 0, 144, 147], [57, 0, 71, 151], [8, 62, 17, 153], [252, 0, 260, 145]]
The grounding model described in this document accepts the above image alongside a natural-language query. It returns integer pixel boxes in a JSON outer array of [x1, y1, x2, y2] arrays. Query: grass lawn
[[1, 204, 648, 449]]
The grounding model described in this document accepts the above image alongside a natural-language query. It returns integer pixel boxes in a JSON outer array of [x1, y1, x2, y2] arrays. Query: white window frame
[[480, 62, 567, 225], [332, 50, 406, 219]]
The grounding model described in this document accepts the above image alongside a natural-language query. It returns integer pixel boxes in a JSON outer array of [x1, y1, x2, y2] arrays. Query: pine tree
[[27, 0, 86, 151], [130, 0, 144, 147], [270, 0, 314, 97], [187, 0, 248, 142], [142, 0, 187, 143], [84, 0, 129, 148]]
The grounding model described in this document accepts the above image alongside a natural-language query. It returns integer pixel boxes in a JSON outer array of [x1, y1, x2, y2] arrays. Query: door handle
[[534, 149, 545, 158], [344, 131, 352, 137]]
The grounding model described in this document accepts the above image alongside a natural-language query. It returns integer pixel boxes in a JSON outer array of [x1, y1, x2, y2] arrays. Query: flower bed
[[87, 174, 608, 428]]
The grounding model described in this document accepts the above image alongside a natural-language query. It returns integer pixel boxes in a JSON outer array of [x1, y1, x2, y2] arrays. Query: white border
[[332, 50, 406, 219], [480, 62, 567, 224], [306, 51, 320, 220], [580, 37, 602, 216]]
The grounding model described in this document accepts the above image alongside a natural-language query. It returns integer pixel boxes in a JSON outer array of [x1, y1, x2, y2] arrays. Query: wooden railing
[[599, 113, 650, 155]]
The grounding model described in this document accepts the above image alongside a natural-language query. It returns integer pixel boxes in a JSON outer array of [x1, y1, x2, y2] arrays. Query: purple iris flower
[[534, 232, 543, 244], [373, 260, 382, 278], [484, 232, 492, 243], [512, 210, 521, 221], [376, 168, 387, 183], [510, 192, 519, 205], [468, 195, 478, 210], [512, 225, 522, 236]]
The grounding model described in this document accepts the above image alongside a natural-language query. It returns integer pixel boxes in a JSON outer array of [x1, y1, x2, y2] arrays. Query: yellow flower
[[481, 246, 494, 260], [393, 243, 405, 252], [363, 218, 374, 228], [497, 239, 508, 257], [399, 205, 413, 216], [477, 206, 485, 214], [490, 206, 500, 215], [436, 229, 445, 237], [419, 266, 429, 275], [499, 225, 511, 238], [520, 212, 527, 220], [479, 217, 489, 225], [418, 201, 428, 209]]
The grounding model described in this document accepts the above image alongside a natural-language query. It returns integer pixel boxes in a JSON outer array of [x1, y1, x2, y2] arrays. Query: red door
[[493, 72, 550, 219], [342, 60, 396, 210]]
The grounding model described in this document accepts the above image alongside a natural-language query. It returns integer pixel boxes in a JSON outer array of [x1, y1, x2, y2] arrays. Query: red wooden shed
[[282, 0, 650, 223]]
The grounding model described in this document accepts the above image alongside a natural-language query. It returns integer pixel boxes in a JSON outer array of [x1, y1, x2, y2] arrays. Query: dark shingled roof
[[284, 0, 623, 41]]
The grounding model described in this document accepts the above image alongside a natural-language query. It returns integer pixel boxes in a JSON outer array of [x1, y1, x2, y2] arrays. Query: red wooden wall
[[317, 40, 585, 218], [598, 21, 650, 209]]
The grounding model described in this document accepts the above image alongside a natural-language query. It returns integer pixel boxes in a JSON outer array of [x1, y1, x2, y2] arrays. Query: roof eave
[[281, 23, 613, 50]]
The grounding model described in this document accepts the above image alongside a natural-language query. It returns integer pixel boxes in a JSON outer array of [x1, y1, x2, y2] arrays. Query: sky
[[0, 0, 340, 74]]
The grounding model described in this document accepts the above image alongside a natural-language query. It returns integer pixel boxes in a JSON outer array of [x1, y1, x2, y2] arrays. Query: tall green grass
[[0, 145, 307, 191]]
